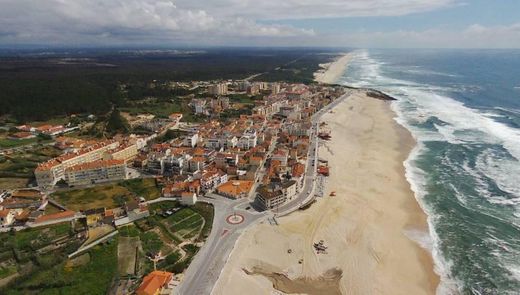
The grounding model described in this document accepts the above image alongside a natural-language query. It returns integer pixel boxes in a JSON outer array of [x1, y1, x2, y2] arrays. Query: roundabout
[[226, 213, 244, 225]]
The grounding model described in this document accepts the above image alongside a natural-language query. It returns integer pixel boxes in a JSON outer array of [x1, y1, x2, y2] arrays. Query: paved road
[[174, 195, 268, 295], [274, 91, 353, 215], [175, 91, 353, 294]]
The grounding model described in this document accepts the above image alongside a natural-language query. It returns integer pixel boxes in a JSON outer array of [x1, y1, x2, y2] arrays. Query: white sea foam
[[475, 149, 520, 199], [348, 50, 520, 294], [396, 141, 461, 295]]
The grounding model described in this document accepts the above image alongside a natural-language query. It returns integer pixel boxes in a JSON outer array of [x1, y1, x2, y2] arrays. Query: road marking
[[221, 229, 229, 237]]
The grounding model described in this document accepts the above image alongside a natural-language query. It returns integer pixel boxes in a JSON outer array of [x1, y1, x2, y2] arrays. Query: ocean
[[338, 49, 520, 295]]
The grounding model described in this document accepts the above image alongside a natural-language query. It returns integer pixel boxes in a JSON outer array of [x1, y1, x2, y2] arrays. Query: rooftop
[[217, 180, 254, 198], [136, 271, 173, 295], [66, 159, 125, 172]]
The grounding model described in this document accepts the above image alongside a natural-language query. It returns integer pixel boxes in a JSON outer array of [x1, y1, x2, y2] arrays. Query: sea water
[[339, 49, 520, 295]]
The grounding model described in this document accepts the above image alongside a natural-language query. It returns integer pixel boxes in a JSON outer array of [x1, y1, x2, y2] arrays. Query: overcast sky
[[1, 0, 519, 48]]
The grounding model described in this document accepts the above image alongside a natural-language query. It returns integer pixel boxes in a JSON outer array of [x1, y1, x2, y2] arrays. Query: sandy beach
[[213, 55, 439, 295], [314, 53, 353, 84]]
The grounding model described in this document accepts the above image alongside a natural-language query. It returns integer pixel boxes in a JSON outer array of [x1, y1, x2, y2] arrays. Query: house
[[0, 209, 16, 226], [271, 149, 289, 167], [136, 271, 173, 295], [199, 169, 227, 192], [208, 82, 228, 96], [9, 132, 36, 140], [115, 201, 150, 226], [188, 156, 205, 172], [33, 210, 75, 224], [216, 180, 254, 199], [181, 191, 197, 205], [169, 113, 183, 125], [317, 166, 330, 176], [214, 153, 239, 169], [84, 208, 106, 227], [291, 163, 306, 191]]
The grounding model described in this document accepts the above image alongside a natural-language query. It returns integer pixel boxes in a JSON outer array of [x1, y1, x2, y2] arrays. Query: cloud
[[178, 0, 460, 20], [0, 0, 456, 45], [302, 23, 520, 48]]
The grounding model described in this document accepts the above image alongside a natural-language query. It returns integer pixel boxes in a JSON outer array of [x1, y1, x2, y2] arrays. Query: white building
[[237, 129, 258, 150], [208, 82, 228, 96], [65, 159, 127, 186], [35, 140, 120, 189], [181, 192, 197, 205], [183, 132, 199, 148]]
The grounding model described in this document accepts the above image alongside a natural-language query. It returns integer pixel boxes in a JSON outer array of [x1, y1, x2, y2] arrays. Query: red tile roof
[[136, 271, 172, 295], [34, 210, 75, 223], [66, 159, 125, 172]]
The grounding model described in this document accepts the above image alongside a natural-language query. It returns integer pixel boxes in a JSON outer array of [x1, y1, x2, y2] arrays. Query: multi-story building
[[35, 140, 119, 189], [214, 153, 239, 169], [208, 82, 228, 96], [256, 180, 297, 210], [182, 132, 199, 148], [206, 133, 237, 149], [65, 159, 127, 186], [270, 83, 281, 95], [192, 99, 207, 114], [237, 129, 257, 150], [271, 148, 289, 167], [106, 143, 138, 163]]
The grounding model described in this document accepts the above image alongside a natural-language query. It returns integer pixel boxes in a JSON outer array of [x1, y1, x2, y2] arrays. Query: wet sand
[[314, 53, 353, 84], [213, 92, 439, 295]]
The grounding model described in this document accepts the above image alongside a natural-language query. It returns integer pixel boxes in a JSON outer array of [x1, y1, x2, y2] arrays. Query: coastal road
[[275, 90, 354, 215], [175, 90, 353, 294], [174, 195, 268, 295]]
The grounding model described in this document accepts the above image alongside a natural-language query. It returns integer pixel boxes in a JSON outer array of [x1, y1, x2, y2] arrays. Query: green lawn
[[166, 208, 196, 224]]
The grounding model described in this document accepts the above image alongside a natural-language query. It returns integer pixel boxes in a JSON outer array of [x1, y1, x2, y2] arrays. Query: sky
[[0, 0, 519, 48]]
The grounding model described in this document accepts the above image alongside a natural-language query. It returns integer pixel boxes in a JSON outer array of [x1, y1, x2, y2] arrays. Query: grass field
[[52, 178, 160, 211], [0, 145, 61, 178], [52, 185, 132, 211], [119, 178, 161, 200], [4, 223, 72, 251], [118, 237, 139, 276], [0, 265, 17, 280], [0, 178, 28, 189], [0, 137, 37, 149], [5, 238, 118, 295]]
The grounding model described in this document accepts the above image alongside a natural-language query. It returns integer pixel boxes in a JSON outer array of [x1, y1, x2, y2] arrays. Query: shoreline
[[212, 54, 440, 294], [213, 93, 440, 294], [314, 53, 353, 84]]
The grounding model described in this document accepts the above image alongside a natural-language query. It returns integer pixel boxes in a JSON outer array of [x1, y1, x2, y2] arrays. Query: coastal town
[[0, 75, 349, 294]]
